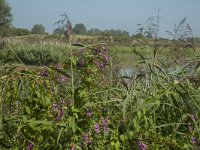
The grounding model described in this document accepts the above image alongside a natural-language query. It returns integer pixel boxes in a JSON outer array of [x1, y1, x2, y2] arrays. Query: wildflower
[[104, 54, 109, 62], [94, 123, 100, 134], [82, 133, 92, 145], [41, 70, 48, 77], [86, 110, 92, 117], [137, 141, 147, 150], [102, 117, 109, 134], [51, 103, 58, 111], [58, 75, 67, 82], [190, 113, 197, 121], [102, 117, 108, 127], [70, 145, 75, 150], [57, 64, 62, 70], [83, 133, 89, 142], [99, 63, 106, 69], [77, 60, 84, 69], [27, 143, 33, 150], [191, 136, 198, 145], [94, 48, 100, 55]]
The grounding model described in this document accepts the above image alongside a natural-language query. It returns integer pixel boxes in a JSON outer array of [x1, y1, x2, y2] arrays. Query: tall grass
[[0, 18, 200, 149]]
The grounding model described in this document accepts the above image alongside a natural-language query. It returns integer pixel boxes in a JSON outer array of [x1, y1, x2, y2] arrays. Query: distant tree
[[31, 24, 45, 34], [87, 28, 102, 36], [0, 0, 12, 37], [135, 26, 144, 38], [122, 31, 130, 37], [73, 23, 87, 35], [7, 27, 31, 36], [15, 28, 31, 36]]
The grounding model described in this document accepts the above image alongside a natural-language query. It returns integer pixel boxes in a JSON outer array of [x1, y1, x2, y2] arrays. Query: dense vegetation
[[0, 0, 200, 149], [0, 33, 199, 149]]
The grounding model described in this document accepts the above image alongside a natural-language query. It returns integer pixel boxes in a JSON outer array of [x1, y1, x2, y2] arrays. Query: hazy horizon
[[6, 0, 200, 38]]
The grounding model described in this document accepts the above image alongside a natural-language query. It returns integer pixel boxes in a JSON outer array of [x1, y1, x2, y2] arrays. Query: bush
[[0, 43, 199, 149]]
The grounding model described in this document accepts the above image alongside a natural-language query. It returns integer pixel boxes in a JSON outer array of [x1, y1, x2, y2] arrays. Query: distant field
[[1, 34, 199, 69]]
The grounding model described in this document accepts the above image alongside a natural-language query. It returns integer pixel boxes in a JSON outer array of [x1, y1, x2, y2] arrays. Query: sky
[[6, 0, 200, 38]]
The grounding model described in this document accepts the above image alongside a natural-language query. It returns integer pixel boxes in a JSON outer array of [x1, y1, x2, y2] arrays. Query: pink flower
[[94, 123, 100, 134], [137, 141, 147, 150]]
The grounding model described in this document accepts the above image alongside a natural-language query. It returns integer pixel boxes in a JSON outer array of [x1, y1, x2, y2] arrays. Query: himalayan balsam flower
[[137, 141, 147, 150], [77, 61, 84, 69], [41, 70, 48, 77], [191, 136, 198, 145], [82, 133, 92, 145], [27, 143, 33, 150], [102, 117, 109, 134], [104, 54, 109, 62], [57, 64, 62, 70], [94, 123, 100, 134], [86, 110, 92, 117], [99, 63, 106, 69], [102, 118, 108, 127], [190, 113, 197, 121], [58, 75, 67, 82], [51, 103, 58, 111], [70, 146, 75, 150]]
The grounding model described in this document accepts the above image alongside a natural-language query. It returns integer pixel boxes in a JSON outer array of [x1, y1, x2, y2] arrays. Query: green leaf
[[57, 127, 64, 144], [17, 125, 25, 133], [119, 134, 128, 143], [25, 106, 31, 115], [35, 90, 40, 98]]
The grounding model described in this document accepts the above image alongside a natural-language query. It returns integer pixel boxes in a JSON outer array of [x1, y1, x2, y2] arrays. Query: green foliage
[[73, 23, 87, 35], [0, 0, 12, 37], [0, 42, 70, 65], [31, 24, 45, 34], [87, 28, 102, 36], [5, 27, 31, 36], [0, 45, 199, 149], [0, 33, 200, 149]]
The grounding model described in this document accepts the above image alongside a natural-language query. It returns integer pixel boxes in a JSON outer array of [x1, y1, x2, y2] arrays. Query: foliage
[[73, 23, 87, 35], [87, 28, 102, 36], [0, 39, 200, 149], [0, 0, 12, 37], [6, 27, 31, 36], [0, 16, 200, 149], [31, 24, 45, 34], [0, 42, 70, 65]]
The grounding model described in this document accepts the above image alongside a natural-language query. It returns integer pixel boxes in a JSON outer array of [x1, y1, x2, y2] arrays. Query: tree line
[[0, 0, 131, 38], [53, 23, 130, 37]]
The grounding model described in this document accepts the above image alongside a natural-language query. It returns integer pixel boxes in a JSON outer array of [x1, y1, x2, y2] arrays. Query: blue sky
[[7, 0, 200, 37]]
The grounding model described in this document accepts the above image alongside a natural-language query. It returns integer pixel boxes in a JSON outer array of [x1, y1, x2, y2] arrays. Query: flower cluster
[[102, 117, 109, 134], [93, 46, 109, 70], [41, 69, 49, 77], [86, 109, 92, 117], [94, 123, 100, 134], [57, 75, 68, 83], [27, 143, 33, 150], [82, 133, 92, 146], [51, 98, 71, 121], [191, 136, 198, 145], [137, 141, 147, 150]]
